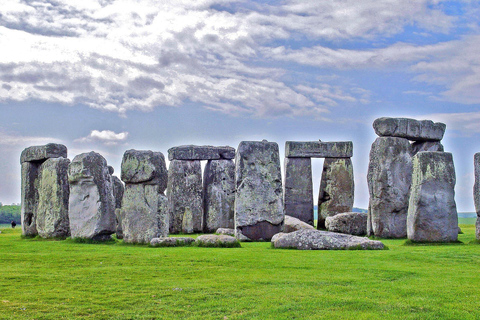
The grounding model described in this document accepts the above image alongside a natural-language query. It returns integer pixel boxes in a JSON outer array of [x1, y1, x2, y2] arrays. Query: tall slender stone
[[36, 158, 70, 238], [203, 159, 235, 233], [168, 160, 203, 234], [318, 158, 354, 229], [407, 152, 458, 242], [68, 152, 116, 240], [473, 153, 480, 240], [120, 150, 169, 243], [20, 162, 39, 236], [283, 157, 314, 225], [234, 140, 284, 241], [368, 137, 413, 238]]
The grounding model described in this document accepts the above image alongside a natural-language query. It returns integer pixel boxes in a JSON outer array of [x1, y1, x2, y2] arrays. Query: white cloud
[[0, 0, 475, 117], [76, 130, 129, 145], [0, 131, 61, 147]]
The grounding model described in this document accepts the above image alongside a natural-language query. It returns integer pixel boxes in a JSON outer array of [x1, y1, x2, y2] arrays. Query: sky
[[1, 0, 480, 211]]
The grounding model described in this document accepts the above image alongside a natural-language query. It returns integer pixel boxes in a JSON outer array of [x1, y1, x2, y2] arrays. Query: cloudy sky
[[1, 0, 480, 211]]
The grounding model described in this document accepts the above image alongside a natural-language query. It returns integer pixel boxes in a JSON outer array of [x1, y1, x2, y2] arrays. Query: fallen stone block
[[325, 212, 367, 236], [194, 234, 241, 247], [284, 215, 315, 233], [271, 229, 385, 250], [150, 237, 195, 247]]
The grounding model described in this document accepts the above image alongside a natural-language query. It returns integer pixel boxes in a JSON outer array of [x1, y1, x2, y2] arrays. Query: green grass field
[[1, 225, 479, 320]]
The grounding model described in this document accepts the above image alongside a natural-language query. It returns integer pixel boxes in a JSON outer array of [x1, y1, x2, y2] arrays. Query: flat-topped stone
[[285, 141, 353, 158], [325, 212, 367, 236], [121, 150, 168, 189], [168, 145, 235, 161], [271, 229, 385, 250], [373, 117, 446, 141], [150, 237, 195, 247], [21, 143, 67, 163], [195, 234, 241, 247]]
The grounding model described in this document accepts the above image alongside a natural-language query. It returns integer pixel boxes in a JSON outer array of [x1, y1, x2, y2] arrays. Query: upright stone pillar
[[283, 157, 313, 225], [368, 137, 413, 238], [473, 153, 480, 240], [108, 166, 125, 239], [68, 152, 116, 240], [120, 150, 169, 243], [318, 158, 354, 229], [203, 159, 235, 233], [20, 143, 68, 237], [407, 152, 458, 242], [234, 140, 284, 241], [168, 160, 203, 234], [36, 158, 70, 238]]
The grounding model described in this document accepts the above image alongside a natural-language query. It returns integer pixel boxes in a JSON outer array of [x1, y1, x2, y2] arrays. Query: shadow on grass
[[403, 239, 464, 246], [66, 237, 117, 245], [21, 235, 67, 241]]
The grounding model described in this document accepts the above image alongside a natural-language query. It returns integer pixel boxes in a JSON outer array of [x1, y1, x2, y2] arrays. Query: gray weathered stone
[[285, 141, 353, 158], [284, 215, 315, 233], [474, 153, 480, 240], [168, 145, 235, 161], [234, 140, 284, 241], [318, 158, 354, 229], [21, 162, 39, 236], [411, 141, 444, 155], [271, 232, 286, 243], [325, 212, 367, 236], [120, 150, 168, 191], [168, 160, 203, 234], [35, 158, 70, 238], [108, 166, 114, 175], [373, 117, 446, 141], [203, 159, 235, 233], [195, 234, 240, 247], [283, 157, 314, 225], [68, 152, 116, 240], [368, 137, 413, 238], [271, 229, 385, 250], [150, 237, 195, 247], [111, 175, 124, 239], [20, 143, 67, 163], [120, 184, 169, 243], [407, 152, 458, 242], [216, 228, 236, 236]]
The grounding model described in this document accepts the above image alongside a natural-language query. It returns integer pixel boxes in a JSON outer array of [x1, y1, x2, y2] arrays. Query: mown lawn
[[0, 225, 479, 319]]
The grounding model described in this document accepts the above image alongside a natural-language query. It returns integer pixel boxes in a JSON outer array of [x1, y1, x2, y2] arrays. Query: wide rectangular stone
[[373, 117, 446, 141], [20, 143, 67, 163], [285, 141, 353, 158], [168, 145, 235, 161]]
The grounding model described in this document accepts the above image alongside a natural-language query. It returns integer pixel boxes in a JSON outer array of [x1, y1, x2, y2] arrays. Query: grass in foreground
[[0, 225, 479, 319]]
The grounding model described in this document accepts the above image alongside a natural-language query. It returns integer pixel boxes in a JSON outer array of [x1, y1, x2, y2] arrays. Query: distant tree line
[[0, 204, 21, 224]]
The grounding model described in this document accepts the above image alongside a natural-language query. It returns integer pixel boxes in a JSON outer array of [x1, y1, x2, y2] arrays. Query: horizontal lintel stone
[[168, 145, 235, 161], [21, 143, 67, 163], [285, 141, 353, 158], [373, 117, 446, 141]]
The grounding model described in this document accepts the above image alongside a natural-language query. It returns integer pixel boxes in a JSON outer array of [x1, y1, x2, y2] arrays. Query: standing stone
[[121, 184, 169, 243], [284, 157, 314, 225], [120, 150, 169, 243], [21, 162, 39, 236], [368, 137, 413, 238], [407, 152, 458, 242], [110, 168, 125, 239], [475, 153, 480, 240], [318, 158, 354, 229], [68, 152, 116, 240], [203, 159, 235, 233], [168, 160, 203, 234], [234, 140, 284, 241], [36, 158, 70, 238]]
